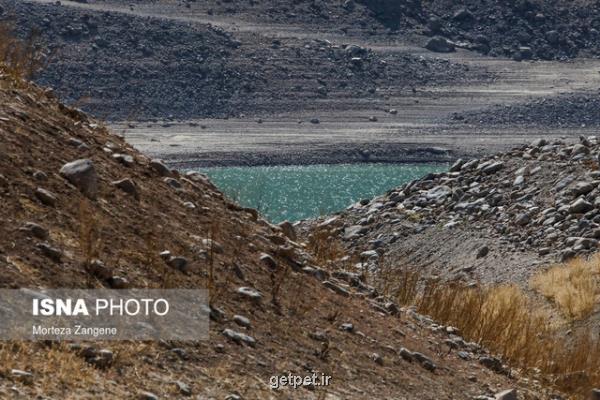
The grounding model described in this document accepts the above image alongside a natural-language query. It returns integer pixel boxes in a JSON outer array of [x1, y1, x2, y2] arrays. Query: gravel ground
[[2, 0, 481, 120], [451, 91, 600, 127]]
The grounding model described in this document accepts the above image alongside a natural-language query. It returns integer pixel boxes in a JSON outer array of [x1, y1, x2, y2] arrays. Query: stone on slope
[[112, 178, 139, 199], [149, 159, 171, 176], [569, 198, 593, 214], [449, 158, 464, 172], [278, 220, 297, 241], [222, 328, 256, 346], [20, 222, 48, 239], [59, 159, 98, 199], [35, 188, 57, 206], [425, 36, 455, 53], [495, 389, 518, 400]]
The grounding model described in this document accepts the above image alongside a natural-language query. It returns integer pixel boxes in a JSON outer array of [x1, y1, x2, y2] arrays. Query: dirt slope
[[0, 71, 562, 398]]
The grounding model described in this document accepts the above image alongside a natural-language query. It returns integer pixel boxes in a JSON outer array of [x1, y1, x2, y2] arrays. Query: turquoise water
[[199, 163, 447, 223]]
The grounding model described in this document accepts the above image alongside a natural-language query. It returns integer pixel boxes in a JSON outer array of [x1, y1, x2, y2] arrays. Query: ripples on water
[[198, 163, 447, 223]]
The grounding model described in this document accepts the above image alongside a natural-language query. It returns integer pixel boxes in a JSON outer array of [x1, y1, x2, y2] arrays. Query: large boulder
[[425, 36, 455, 53], [59, 159, 98, 199]]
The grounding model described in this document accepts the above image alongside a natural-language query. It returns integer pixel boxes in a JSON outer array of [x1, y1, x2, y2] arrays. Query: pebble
[[36, 242, 62, 262], [35, 187, 57, 206], [222, 328, 256, 346]]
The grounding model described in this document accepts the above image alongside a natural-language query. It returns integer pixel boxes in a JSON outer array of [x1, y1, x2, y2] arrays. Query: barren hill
[[0, 69, 560, 398]]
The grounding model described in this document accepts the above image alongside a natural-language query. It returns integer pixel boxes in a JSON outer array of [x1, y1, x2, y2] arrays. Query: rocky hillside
[[304, 136, 600, 285], [0, 69, 558, 398], [1, 0, 477, 121], [385, 0, 600, 60]]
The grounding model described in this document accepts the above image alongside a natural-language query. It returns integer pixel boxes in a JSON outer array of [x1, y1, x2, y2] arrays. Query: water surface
[[199, 163, 447, 223]]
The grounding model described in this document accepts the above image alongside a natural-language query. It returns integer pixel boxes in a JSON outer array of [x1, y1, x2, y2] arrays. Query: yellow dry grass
[[531, 256, 600, 321], [414, 279, 600, 397], [0, 20, 47, 84]]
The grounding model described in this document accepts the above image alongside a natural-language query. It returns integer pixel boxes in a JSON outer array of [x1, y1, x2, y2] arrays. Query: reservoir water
[[199, 163, 447, 223]]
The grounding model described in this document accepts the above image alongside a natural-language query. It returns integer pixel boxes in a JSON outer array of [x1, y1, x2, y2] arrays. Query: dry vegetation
[[531, 256, 600, 321], [0, 21, 46, 82], [412, 278, 600, 396]]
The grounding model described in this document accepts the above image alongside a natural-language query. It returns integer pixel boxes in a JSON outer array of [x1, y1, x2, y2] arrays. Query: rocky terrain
[[0, 0, 480, 121], [451, 92, 600, 128], [0, 63, 565, 399], [304, 136, 600, 285], [135, 0, 600, 61], [371, 0, 600, 61]]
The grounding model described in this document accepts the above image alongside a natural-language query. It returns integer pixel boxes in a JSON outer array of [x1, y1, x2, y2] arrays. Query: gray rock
[[88, 348, 113, 368], [182, 201, 196, 209], [476, 245, 489, 258], [371, 352, 384, 365], [236, 286, 263, 302], [87, 259, 113, 280], [138, 391, 159, 400], [222, 328, 256, 346], [425, 36, 455, 53], [412, 352, 436, 371], [108, 276, 129, 289], [339, 323, 354, 332], [590, 389, 600, 400], [259, 253, 277, 270], [449, 158, 464, 172], [322, 281, 350, 297], [482, 161, 504, 174], [513, 175, 524, 186], [233, 315, 251, 328], [571, 144, 589, 156], [112, 153, 134, 167], [174, 381, 192, 396], [163, 177, 182, 189], [360, 250, 379, 259], [35, 188, 57, 206], [399, 347, 414, 362], [495, 389, 517, 400], [149, 159, 171, 176], [569, 198, 593, 214], [530, 138, 547, 147], [67, 137, 84, 147], [20, 222, 48, 239], [59, 159, 98, 199], [33, 170, 48, 181], [168, 256, 189, 272], [344, 225, 367, 239], [425, 185, 452, 201], [11, 369, 33, 383], [479, 356, 503, 372], [112, 178, 138, 199], [515, 213, 530, 226], [278, 220, 297, 241], [571, 181, 596, 196], [202, 239, 224, 253], [36, 243, 62, 262]]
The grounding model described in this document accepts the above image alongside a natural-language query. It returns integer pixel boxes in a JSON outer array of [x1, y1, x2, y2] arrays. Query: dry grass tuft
[[531, 256, 600, 321], [0, 343, 97, 391], [306, 227, 347, 267], [0, 21, 47, 82], [414, 279, 600, 396]]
